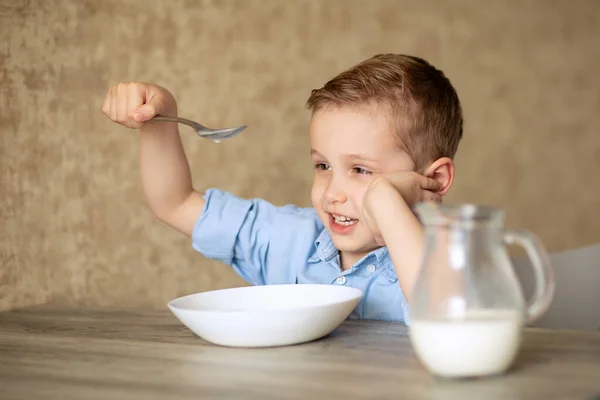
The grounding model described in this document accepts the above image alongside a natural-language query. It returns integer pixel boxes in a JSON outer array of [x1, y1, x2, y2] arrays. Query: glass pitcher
[[409, 203, 555, 379]]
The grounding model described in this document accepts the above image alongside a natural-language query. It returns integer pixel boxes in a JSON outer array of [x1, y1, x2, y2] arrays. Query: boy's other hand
[[102, 82, 177, 129], [373, 172, 442, 207], [362, 172, 442, 245]]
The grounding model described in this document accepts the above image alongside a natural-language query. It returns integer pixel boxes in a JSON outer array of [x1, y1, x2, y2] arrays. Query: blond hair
[[306, 54, 463, 169]]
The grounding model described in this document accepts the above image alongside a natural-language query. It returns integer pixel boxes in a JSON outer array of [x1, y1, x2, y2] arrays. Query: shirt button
[[335, 276, 347, 285], [367, 265, 376, 273]]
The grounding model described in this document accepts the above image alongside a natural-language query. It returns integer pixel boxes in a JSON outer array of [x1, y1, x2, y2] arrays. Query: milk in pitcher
[[409, 309, 524, 378]]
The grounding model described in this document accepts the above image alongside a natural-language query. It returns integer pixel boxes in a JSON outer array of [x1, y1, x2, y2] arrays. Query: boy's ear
[[422, 157, 455, 196]]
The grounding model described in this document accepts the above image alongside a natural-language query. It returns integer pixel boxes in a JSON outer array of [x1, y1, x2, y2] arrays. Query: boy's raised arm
[[102, 82, 205, 236]]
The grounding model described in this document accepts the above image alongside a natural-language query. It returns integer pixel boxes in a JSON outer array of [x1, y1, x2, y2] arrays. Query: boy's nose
[[324, 184, 347, 204]]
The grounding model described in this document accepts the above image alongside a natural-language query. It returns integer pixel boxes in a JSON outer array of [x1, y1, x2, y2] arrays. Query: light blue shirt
[[192, 188, 410, 323]]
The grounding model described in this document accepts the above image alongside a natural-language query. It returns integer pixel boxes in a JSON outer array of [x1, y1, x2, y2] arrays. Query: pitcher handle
[[503, 229, 556, 323]]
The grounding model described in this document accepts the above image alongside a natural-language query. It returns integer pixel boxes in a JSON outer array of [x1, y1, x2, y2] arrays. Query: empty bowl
[[168, 284, 363, 347]]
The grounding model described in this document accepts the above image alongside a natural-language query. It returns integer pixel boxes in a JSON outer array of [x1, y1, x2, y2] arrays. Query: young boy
[[102, 54, 463, 323]]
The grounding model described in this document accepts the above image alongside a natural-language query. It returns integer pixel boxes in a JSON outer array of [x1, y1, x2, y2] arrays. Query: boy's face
[[309, 104, 414, 262]]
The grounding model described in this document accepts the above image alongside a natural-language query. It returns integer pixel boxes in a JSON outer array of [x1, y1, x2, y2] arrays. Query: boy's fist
[[102, 82, 177, 129]]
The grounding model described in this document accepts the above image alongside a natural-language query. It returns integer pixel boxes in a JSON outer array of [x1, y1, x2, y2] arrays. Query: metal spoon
[[151, 115, 246, 142]]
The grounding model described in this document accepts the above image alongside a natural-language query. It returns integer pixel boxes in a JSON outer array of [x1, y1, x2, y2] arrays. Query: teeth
[[332, 214, 357, 226]]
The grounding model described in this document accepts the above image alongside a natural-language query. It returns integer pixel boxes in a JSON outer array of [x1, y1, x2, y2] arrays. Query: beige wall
[[1, 0, 599, 311]]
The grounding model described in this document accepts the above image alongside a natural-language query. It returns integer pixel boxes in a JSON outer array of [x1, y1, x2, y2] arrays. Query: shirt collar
[[308, 229, 338, 263], [308, 229, 398, 283], [362, 246, 397, 282]]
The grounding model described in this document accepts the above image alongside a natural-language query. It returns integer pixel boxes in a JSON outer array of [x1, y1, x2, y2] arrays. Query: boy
[[102, 54, 463, 323]]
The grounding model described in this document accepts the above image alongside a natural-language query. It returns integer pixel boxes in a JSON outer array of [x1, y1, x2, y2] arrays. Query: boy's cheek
[[311, 175, 328, 192], [310, 181, 325, 208], [352, 187, 370, 214]]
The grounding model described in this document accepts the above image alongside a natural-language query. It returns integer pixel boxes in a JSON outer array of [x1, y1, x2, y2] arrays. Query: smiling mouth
[[331, 214, 358, 226]]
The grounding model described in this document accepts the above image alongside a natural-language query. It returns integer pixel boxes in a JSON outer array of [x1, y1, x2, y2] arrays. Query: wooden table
[[1, 307, 599, 399]]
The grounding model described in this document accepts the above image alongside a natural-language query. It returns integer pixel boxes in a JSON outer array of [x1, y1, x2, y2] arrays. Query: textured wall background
[[1, 0, 599, 311]]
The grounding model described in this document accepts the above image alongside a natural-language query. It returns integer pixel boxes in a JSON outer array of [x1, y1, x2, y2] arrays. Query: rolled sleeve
[[192, 188, 277, 286], [192, 189, 254, 263]]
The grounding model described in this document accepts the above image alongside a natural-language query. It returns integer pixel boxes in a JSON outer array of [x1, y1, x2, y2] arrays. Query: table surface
[[1, 306, 599, 400]]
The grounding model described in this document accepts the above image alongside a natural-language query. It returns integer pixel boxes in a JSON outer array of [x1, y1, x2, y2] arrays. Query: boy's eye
[[314, 162, 331, 171], [352, 166, 372, 175]]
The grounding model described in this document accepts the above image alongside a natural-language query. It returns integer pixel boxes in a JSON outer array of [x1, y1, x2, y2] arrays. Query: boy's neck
[[339, 251, 362, 271], [339, 245, 385, 271]]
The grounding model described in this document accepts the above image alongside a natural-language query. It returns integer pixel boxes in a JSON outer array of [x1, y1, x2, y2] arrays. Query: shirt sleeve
[[191, 188, 321, 286]]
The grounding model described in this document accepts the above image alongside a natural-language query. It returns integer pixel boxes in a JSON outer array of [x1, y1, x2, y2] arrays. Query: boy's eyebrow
[[346, 153, 379, 162], [310, 149, 380, 163]]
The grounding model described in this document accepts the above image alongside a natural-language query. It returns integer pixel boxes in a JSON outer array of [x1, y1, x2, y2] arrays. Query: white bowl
[[167, 284, 363, 347]]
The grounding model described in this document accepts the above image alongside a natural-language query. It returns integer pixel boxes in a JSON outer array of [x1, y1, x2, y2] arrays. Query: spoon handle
[[152, 115, 205, 131]]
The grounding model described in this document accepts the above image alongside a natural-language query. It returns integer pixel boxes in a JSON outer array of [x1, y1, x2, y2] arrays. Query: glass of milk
[[409, 203, 555, 379]]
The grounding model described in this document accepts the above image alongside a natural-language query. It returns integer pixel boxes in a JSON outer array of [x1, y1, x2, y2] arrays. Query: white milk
[[409, 309, 524, 378]]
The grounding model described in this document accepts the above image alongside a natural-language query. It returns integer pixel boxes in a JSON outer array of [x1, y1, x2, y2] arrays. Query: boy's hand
[[362, 172, 442, 245], [102, 82, 177, 129], [373, 172, 442, 207]]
